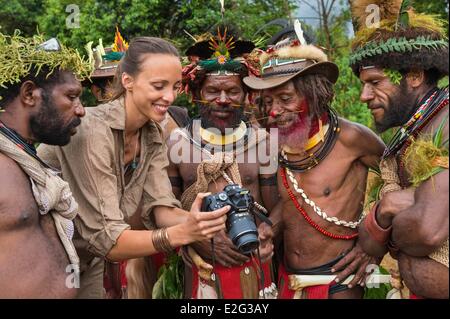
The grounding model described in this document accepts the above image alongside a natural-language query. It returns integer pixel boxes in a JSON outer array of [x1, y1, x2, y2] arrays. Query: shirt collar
[[103, 97, 163, 145]]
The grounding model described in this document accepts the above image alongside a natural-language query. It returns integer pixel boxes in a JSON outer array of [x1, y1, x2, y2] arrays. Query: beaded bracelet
[[364, 202, 392, 245]]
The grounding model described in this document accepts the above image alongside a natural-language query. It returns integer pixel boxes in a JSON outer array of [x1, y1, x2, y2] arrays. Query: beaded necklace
[[280, 167, 358, 240], [278, 108, 340, 172], [383, 87, 448, 159], [0, 120, 50, 169], [186, 118, 251, 154], [282, 161, 364, 229]]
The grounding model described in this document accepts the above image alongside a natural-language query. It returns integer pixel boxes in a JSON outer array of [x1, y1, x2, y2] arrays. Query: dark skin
[[358, 67, 449, 298], [0, 71, 84, 297], [264, 81, 385, 298], [167, 75, 279, 268]]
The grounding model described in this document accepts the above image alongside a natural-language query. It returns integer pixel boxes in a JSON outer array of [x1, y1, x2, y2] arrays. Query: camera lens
[[227, 212, 259, 254]]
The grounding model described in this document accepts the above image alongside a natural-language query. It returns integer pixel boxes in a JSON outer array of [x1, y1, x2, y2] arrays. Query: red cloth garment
[[191, 258, 273, 299], [103, 252, 168, 298], [278, 262, 333, 299]]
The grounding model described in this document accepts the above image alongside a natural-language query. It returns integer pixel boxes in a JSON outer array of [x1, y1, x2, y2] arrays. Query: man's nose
[[74, 101, 86, 117], [360, 84, 374, 103], [269, 100, 284, 117], [216, 90, 230, 105]]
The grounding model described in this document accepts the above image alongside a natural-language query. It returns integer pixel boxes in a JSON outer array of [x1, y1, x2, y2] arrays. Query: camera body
[[201, 184, 259, 254]]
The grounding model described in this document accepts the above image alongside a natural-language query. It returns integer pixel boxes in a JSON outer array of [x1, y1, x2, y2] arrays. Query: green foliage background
[[0, 0, 448, 138]]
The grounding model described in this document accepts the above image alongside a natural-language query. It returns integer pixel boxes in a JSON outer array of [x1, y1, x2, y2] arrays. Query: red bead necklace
[[280, 168, 359, 240]]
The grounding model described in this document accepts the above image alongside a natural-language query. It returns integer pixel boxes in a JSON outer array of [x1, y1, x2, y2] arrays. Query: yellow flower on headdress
[[217, 55, 227, 65]]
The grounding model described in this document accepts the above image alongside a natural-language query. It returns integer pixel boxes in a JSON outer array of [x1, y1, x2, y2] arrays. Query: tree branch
[[326, 0, 338, 17]]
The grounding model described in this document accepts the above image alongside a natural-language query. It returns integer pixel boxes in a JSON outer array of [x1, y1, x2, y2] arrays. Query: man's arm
[[378, 117, 449, 256], [340, 119, 386, 169], [259, 173, 280, 212], [387, 170, 448, 256], [0, 154, 29, 228], [258, 131, 281, 212], [269, 200, 284, 242]]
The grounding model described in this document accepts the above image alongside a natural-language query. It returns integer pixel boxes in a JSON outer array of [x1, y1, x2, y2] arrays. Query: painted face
[[262, 81, 311, 150], [359, 67, 415, 132], [199, 75, 245, 133], [128, 54, 182, 123], [30, 71, 84, 146]]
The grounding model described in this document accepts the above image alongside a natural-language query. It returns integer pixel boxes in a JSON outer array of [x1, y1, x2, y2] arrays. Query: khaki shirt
[[37, 98, 181, 262]]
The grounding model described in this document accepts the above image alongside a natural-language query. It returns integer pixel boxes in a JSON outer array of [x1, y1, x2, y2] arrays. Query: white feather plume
[[294, 19, 307, 45]]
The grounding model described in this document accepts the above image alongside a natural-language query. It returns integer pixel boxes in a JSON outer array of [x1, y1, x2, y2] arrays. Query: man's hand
[[257, 222, 274, 264], [377, 188, 415, 228], [191, 231, 250, 268], [331, 242, 381, 288]]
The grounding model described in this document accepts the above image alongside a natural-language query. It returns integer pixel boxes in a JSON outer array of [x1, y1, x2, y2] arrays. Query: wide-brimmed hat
[[244, 25, 339, 90], [85, 26, 128, 80]]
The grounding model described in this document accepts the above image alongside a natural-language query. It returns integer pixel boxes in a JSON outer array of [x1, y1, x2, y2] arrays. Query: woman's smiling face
[[126, 53, 182, 123]]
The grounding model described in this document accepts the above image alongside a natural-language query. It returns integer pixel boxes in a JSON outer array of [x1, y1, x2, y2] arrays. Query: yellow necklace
[[199, 121, 247, 146], [282, 121, 330, 155]]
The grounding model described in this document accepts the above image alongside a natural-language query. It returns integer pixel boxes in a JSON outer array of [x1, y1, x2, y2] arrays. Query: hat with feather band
[[182, 23, 257, 95], [349, 0, 449, 77], [85, 26, 128, 79], [243, 20, 339, 90]]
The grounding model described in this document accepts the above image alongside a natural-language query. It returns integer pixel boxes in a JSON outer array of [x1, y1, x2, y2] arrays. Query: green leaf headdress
[[349, 0, 449, 78], [0, 30, 92, 103]]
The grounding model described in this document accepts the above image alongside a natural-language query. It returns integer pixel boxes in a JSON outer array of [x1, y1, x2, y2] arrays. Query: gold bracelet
[[152, 228, 173, 254]]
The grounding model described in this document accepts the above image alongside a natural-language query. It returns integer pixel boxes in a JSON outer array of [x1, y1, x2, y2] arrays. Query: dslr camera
[[202, 184, 259, 254]]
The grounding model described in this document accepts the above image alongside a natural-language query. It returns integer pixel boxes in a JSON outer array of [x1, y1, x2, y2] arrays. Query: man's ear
[[405, 69, 426, 89], [20, 81, 39, 108], [122, 72, 134, 92]]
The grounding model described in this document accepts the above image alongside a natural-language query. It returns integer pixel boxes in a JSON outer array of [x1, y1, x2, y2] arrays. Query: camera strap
[[210, 238, 222, 297], [255, 247, 266, 300], [253, 207, 273, 227]]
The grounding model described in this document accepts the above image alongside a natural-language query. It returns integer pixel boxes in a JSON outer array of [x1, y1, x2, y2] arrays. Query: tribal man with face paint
[[244, 26, 386, 299], [167, 24, 279, 299]]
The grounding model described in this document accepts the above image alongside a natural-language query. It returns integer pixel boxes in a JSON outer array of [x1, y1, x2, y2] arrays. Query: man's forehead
[[54, 72, 82, 90], [262, 81, 296, 96], [203, 75, 242, 87], [359, 66, 385, 79]]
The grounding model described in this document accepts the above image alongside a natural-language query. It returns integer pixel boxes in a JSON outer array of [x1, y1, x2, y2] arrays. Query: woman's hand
[[182, 193, 230, 244]]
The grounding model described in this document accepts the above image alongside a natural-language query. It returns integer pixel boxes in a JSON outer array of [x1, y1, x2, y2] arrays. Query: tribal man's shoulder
[[337, 118, 380, 146], [0, 153, 28, 198], [421, 107, 449, 141]]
